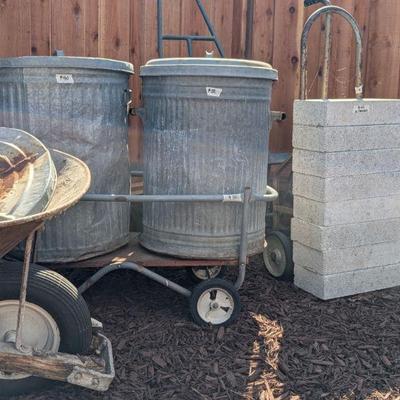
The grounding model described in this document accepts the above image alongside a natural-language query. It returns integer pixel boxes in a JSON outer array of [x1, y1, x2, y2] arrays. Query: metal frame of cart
[[74, 185, 278, 325], [1, 185, 277, 393]]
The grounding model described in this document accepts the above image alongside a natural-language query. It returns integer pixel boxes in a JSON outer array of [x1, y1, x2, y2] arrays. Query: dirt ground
[[13, 256, 400, 400]]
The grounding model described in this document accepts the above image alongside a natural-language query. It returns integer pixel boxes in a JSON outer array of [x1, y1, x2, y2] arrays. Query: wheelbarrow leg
[[15, 231, 36, 352]]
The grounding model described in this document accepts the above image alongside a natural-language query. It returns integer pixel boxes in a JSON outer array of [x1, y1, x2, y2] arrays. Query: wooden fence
[[0, 0, 397, 164]]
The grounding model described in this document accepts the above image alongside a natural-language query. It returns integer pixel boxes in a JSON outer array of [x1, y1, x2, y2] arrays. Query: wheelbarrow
[[0, 149, 115, 396]]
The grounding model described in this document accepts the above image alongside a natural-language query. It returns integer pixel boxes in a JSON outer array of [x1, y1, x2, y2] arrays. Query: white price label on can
[[56, 74, 74, 84], [223, 194, 242, 202], [206, 87, 222, 97]]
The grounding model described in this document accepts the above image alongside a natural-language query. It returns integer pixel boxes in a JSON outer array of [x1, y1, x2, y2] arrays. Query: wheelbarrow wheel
[[263, 231, 294, 281], [0, 262, 92, 397], [186, 266, 226, 283], [189, 279, 240, 327]]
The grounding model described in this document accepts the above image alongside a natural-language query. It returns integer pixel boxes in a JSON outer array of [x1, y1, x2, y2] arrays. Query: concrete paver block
[[293, 124, 400, 152], [293, 148, 400, 178], [293, 240, 400, 275], [294, 263, 400, 300], [293, 195, 400, 226], [293, 171, 400, 202], [291, 217, 400, 251], [294, 99, 400, 127]]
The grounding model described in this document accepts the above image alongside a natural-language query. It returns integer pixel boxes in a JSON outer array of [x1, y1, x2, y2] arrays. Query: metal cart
[[56, 185, 278, 327], [1, 137, 277, 397]]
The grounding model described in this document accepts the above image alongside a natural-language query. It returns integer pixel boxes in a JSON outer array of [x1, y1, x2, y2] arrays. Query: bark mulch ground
[[14, 256, 400, 400]]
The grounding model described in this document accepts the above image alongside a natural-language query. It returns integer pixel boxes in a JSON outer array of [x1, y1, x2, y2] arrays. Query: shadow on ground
[[12, 256, 400, 400]]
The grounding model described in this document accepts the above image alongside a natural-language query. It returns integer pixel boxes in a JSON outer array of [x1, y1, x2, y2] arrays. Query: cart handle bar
[[300, 5, 363, 100], [82, 186, 278, 204]]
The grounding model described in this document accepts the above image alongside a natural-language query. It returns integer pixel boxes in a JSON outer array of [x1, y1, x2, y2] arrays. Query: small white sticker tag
[[206, 87, 222, 97], [223, 194, 243, 202], [56, 74, 74, 84], [353, 104, 370, 114]]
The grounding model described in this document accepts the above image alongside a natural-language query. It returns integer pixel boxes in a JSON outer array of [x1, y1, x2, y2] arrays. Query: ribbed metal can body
[[140, 58, 277, 259], [0, 57, 133, 262]]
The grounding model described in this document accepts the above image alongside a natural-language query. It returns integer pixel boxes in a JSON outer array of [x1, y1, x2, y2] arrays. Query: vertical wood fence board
[[143, 1, 158, 62], [162, 0, 183, 58], [302, 4, 324, 99], [270, 0, 304, 152], [349, 0, 370, 98], [327, 0, 356, 98], [231, 0, 247, 59], [251, 0, 274, 63], [31, 0, 51, 55], [365, 0, 400, 98], [51, 0, 86, 56], [98, 0, 130, 61], [129, 0, 145, 165], [0, 0, 31, 57], [211, 0, 234, 57], [84, 0, 99, 57]]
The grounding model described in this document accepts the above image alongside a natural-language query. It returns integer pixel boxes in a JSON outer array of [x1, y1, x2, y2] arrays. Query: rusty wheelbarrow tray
[[0, 150, 115, 393], [0, 149, 89, 257], [0, 127, 57, 223]]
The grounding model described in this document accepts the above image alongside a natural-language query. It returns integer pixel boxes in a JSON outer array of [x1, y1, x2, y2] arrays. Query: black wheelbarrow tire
[[0, 262, 92, 397], [189, 279, 240, 327], [263, 231, 294, 281]]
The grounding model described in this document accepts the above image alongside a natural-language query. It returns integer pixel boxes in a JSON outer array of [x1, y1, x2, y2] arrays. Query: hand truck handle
[[300, 5, 363, 100], [304, 0, 330, 7]]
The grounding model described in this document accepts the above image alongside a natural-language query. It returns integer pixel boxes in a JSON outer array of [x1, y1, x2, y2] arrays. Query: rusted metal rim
[[0, 150, 91, 230], [0, 128, 57, 221], [0, 300, 60, 380]]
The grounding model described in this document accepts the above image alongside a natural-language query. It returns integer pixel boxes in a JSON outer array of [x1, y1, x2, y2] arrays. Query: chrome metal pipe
[[82, 193, 243, 203], [79, 263, 192, 298], [235, 187, 251, 290]]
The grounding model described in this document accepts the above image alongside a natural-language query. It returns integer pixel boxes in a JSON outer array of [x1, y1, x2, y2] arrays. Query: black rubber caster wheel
[[186, 265, 226, 283], [189, 279, 240, 327], [263, 231, 294, 281]]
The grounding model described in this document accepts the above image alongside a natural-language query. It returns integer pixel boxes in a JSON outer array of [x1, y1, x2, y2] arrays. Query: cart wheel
[[0, 262, 92, 397], [263, 231, 294, 281], [186, 266, 226, 283], [189, 279, 240, 327]]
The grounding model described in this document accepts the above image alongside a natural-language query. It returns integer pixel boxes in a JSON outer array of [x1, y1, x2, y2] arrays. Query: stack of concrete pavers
[[292, 99, 400, 299]]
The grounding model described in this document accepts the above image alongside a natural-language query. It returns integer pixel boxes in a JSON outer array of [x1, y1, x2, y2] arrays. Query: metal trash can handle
[[300, 5, 363, 100], [252, 186, 279, 202], [124, 89, 133, 116]]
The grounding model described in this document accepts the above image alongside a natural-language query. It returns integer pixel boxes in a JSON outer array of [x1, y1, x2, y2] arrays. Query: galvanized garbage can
[[140, 58, 278, 258], [0, 56, 133, 262]]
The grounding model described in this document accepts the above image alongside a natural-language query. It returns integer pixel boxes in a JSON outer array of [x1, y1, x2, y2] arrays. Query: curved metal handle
[[252, 186, 279, 202], [300, 5, 363, 100], [124, 89, 132, 116]]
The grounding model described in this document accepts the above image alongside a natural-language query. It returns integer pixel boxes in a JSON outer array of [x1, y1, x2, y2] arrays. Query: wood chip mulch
[[14, 256, 400, 400]]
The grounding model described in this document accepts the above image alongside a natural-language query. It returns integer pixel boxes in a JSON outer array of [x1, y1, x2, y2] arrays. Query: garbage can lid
[[0, 56, 133, 74], [140, 58, 278, 80]]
